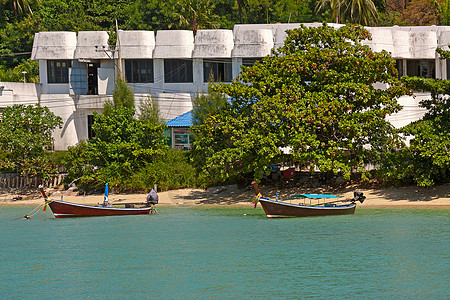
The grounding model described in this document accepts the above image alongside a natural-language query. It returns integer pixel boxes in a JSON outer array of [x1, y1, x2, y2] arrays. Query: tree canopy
[[191, 24, 408, 183], [0, 104, 62, 178], [380, 76, 450, 186]]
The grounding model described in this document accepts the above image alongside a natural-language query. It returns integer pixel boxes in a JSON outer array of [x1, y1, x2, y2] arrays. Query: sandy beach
[[1, 183, 449, 208]]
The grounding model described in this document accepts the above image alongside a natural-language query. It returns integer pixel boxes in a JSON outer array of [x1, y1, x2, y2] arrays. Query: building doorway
[[87, 63, 99, 95]]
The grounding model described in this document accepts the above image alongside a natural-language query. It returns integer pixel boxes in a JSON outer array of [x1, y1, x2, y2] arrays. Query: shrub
[[127, 148, 200, 191]]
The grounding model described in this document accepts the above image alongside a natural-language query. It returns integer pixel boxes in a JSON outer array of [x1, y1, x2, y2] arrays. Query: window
[[395, 59, 404, 78], [203, 58, 232, 82], [242, 58, 262, 67], [88, 115, 95, 139], [125, 59, 154, 83], [406, 60, 435, 78], [164, 59, 193, 83], [446, 60, 450, 80], [47, 60, 71, 83]]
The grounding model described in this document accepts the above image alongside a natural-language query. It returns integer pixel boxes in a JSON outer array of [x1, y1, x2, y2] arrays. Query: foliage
[[436, 46, 450, 59], [88, 107, 166, 169], [190, 84, 230, 179], [316, 0, 379, 25], [401, 0, 441, 25], [62, 140, 92, 183], [127, 149, 200, 191], [191, 84, 229, 127], [379, 77, 450, 186], [138, 94, 164, 125], [172, 0, 220, 33], [0, 104, 62, 179], [192, 24, 408, 184], [0, 0, 39, 17], [104, 76, 135, 115], [0, 14, 41, 69], [379, 0, 406, 26], [123, 0, 179, 31], [34, 0, 101, 31], [0, 59, 39, 82], [245, 0, 318, 24], [440, 0, 450, 25]]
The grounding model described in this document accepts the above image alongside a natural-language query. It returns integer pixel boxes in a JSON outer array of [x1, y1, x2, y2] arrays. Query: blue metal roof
[[166, 111, 193, 127]]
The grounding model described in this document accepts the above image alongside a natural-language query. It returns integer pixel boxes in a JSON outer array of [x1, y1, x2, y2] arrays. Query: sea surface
[[1, 206, 448, 299]]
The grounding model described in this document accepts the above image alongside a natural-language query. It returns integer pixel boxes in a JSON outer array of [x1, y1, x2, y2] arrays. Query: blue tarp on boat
[[290, 194, 339, 199]]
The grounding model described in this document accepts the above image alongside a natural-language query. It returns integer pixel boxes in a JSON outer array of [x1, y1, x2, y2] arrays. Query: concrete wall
[[0, 82, 40, 106]]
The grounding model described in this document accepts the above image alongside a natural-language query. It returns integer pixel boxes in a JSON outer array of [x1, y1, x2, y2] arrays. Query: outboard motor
[[146, 189, 159, 205], [352, 191, 366, 203]]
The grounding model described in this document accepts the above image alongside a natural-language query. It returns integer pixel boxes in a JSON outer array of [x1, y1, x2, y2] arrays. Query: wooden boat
[[251, 181, 365, 218], [39, 183, 157, 218]]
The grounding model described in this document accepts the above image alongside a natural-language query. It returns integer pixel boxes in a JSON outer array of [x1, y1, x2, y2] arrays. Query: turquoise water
[[1, 206, 448, 299]]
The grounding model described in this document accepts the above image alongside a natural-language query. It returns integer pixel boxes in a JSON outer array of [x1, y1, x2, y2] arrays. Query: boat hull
[[48, 200, 155, 218], [259, 198, 356, 218]]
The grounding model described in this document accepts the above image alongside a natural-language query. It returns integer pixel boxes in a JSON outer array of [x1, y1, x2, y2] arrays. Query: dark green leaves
[[193, 24, 408, 183]]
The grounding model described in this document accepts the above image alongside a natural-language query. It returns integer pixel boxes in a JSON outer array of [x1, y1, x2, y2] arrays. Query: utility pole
[[116, 19, 123, 78]]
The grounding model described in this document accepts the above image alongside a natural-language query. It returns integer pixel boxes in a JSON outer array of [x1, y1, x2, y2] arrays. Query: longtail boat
[[39, 183, 157, 218], [251, 181, 365, 218]]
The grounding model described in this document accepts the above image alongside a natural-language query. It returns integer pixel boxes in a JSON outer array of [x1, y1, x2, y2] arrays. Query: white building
[[1, 23, 449, 150]]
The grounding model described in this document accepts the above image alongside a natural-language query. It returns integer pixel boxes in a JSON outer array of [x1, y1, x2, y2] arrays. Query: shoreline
[[1, 183, 449, 209]]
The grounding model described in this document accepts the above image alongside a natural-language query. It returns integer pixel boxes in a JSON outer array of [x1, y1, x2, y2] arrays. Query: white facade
[[1, 23, 449, 150]]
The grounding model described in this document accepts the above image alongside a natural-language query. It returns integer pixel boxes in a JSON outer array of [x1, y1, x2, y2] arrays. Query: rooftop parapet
[[273, 24, 301, 49], [362, 28, 395, 55], [232, 29, 274, 58], [117, 30, 155, 59], [409, 31, 437, 59], [31, 32, 76, 60], [153, 30, 194, 58], [390, 27, 438, 58], [438, 30, 450, 52], [74, 31, 110, 60], [391, 30, 410, 58], [192, 29, 233, 58]]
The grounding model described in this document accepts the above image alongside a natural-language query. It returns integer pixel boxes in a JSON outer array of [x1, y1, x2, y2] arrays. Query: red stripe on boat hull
[[48, 200, 154, 218]]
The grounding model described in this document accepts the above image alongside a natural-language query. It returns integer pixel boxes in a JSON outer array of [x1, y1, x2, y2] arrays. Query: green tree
[[441, 0, 450, 25], [34, 0, 100, 31], [0, 104, 62, 179], [0, 58, 39, 82], [379, 0, 405, 26], [401, 0, 441, 26], [316, 0, 379, 25], [138, 94, 163, 125], [191, 84, 229, 127], [0, 0, 39, 18], [192, 24, 408, 183], [124, 0, 178, 30], [0, 14, 41, 69], [104, 76, 135, 115], [172, 0, 220, 34], [190, 84, 230, 178], [380, 76, 450, 186]]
